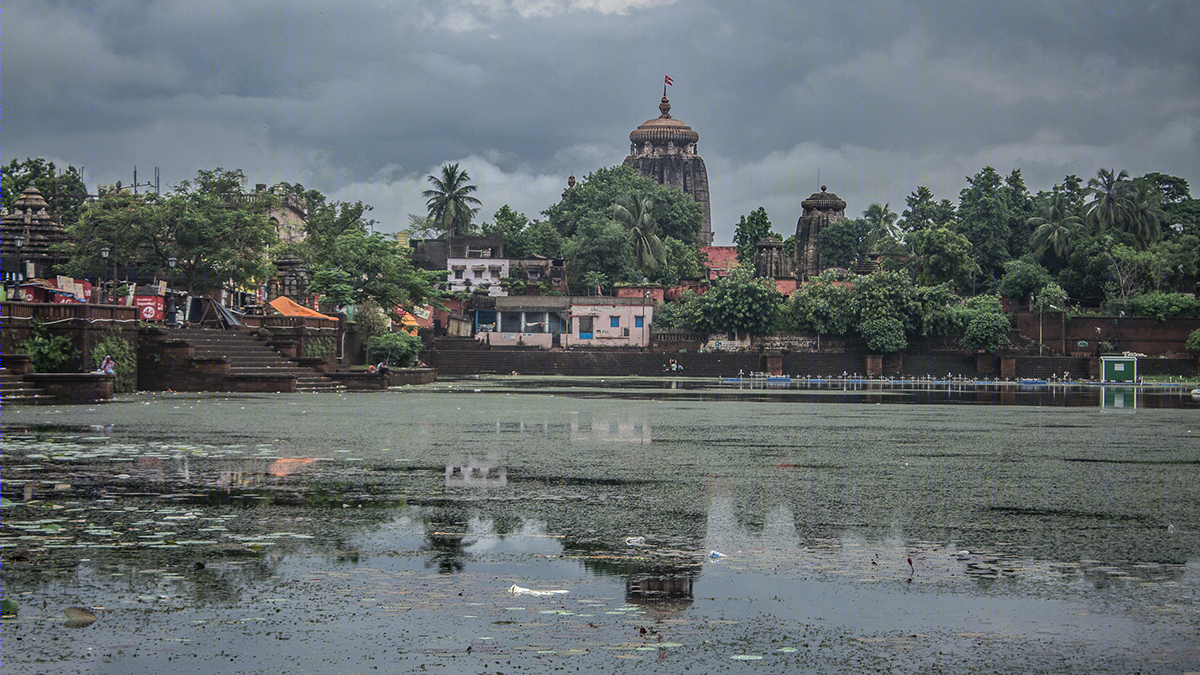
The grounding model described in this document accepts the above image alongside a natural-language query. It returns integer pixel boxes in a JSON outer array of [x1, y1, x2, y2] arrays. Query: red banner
[[133, 295, 165, 321]]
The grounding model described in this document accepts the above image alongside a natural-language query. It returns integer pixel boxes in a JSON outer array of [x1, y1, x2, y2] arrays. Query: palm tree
[[422, 163, 481, 238], [1126, 180, 1166, 250], [863, 202, 899, 248], [1027, 193, 1083, 260], [1084, 168, 1132, 234], [612, 192, 665, 280]]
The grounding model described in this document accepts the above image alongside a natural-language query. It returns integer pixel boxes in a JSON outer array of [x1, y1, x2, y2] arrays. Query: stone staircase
[[0, 367, 52, 405], [171, 327, 344, 393]]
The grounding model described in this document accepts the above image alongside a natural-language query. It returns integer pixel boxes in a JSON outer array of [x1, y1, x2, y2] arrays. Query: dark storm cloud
[[8, 0, 1198, 242]]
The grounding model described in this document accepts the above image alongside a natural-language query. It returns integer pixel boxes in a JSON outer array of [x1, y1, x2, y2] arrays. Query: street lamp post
[[167, 257, 177, 322], [1049, 304, 1064, 355], [100, 247, 111, 304], [14, 233, 25, 297]]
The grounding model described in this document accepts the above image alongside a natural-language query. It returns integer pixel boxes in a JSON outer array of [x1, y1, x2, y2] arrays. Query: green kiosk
[[1100, 355, 1137, 383]]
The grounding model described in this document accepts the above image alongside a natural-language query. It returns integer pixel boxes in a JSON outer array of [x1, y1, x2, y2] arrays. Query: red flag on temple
[[664, 75, 673, 86]]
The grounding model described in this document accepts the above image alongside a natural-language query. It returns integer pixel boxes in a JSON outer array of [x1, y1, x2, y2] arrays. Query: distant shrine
[[624, 91, 714, 245], [0, 187, 68, 282], [793, 186, 848, 281]]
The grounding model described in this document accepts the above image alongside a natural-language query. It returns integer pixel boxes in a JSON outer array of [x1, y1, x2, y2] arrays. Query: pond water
[[3, 377, 1199, 673]]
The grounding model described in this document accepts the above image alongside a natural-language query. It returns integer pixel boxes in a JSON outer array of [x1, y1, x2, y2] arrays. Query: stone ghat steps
[[0, 369, 53, 405], [171, 327, 344, 393]]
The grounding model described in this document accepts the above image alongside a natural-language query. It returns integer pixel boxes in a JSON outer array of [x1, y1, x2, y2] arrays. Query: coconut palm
[[1027, 193, 1084, 260], [422, 163, 481, 238], [612, 192, 665, 280], [1126, 180, 1167, 250], [863, 202, 899, 247], [1084, 168, 1132, 234]]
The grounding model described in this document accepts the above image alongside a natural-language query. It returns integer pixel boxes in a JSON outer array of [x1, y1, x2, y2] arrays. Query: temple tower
[[793, 186, 847, 281], [624, 95, 713, 245], [0, 187, 68, 281], [753, 236, 792, 279]]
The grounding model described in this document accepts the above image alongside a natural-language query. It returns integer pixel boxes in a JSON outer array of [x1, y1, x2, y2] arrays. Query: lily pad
[[63, 607, 97, 627]]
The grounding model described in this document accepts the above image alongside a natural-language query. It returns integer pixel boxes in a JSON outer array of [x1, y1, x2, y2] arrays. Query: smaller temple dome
[[801, 186, 847, 214], [12, 186, 51, 213], [629, 96, 700, 150]]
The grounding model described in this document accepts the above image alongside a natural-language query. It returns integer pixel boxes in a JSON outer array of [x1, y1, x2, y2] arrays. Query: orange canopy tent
[[268, 296, 337, 320]]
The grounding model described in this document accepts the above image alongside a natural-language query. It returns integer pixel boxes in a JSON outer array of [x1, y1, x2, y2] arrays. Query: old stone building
[[624, 94, 713, 245], [793, 186, 847, 281], [1, 187, 69, 282], [753, 236, 792, 279]]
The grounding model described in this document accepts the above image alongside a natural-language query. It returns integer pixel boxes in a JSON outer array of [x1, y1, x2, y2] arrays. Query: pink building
[[476, 296, 655, 349]]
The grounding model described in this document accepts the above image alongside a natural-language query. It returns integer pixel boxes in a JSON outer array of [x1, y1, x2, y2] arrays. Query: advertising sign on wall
[[133, 295, 165, 321]]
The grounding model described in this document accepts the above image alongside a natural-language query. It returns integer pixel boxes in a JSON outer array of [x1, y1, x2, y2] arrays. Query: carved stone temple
[[793, 186, 848, 281], [0, 187, 68, 281], [624, 94, 714, 245]]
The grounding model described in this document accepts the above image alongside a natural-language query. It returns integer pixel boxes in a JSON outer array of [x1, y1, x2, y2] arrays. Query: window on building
[[635, 316, 644, 328], [474, 269, 483, 279], [454, 270, 464, 280], [610, 316, 620, 328]]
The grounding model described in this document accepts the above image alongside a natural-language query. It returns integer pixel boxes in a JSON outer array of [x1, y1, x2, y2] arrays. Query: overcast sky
[[10, 0, 1198, 244]]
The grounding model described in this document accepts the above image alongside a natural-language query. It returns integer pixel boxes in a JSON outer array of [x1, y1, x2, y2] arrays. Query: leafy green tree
[[955, 167, 1016, 286], [911, 226, 974, 289], [1186, 328, 1200, 352], [703, 265, 783, 336], [652, 289, 711, 334], [480, 205, 529, 242], [308, 231, 442, 318], [149, 170, 278, 293], [612, 192, 666, 280], [1002, 169, 1035, 258], [960, 311, 1011, 352], [563, 215, 636, 294], [915, 284, 969, 339], [899, 186, 956, 234], [816, 218, 871, 269], [367, 331, 423, 366], [1056, 232, 1121, 303], [1106, 243, 1150, 304], [658, 237, 706, 287], [732, 207, 773, 265], [2, 158, 89, 226], [862, 202, 899, 248], [423, 163, 482, 238], [848, 270, 922, 350], [1050, 174, 1087, 215], [1139, 173, 1198, 239], [581, 270, 609, 296], [781, 271, 851, 335], [1085, 168, 1133, 235], [1033, 281, 1067, 315], [519, 220, 565, 259], [1126, 179, 1166, 249], [858, 316, 908, 354], [1125, 292, 1200, 321], [307, 269, 357, 306], [62, 168, 277, 293], [58, 191, 155, 278], [998, 258, 1052, 306], [543, 165, 701, 244], [1149, 234, 1200, 292], [1027, 193, 1084, 261]]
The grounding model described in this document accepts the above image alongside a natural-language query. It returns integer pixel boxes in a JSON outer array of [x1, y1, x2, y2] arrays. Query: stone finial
[[659, 96, 672, 118]]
